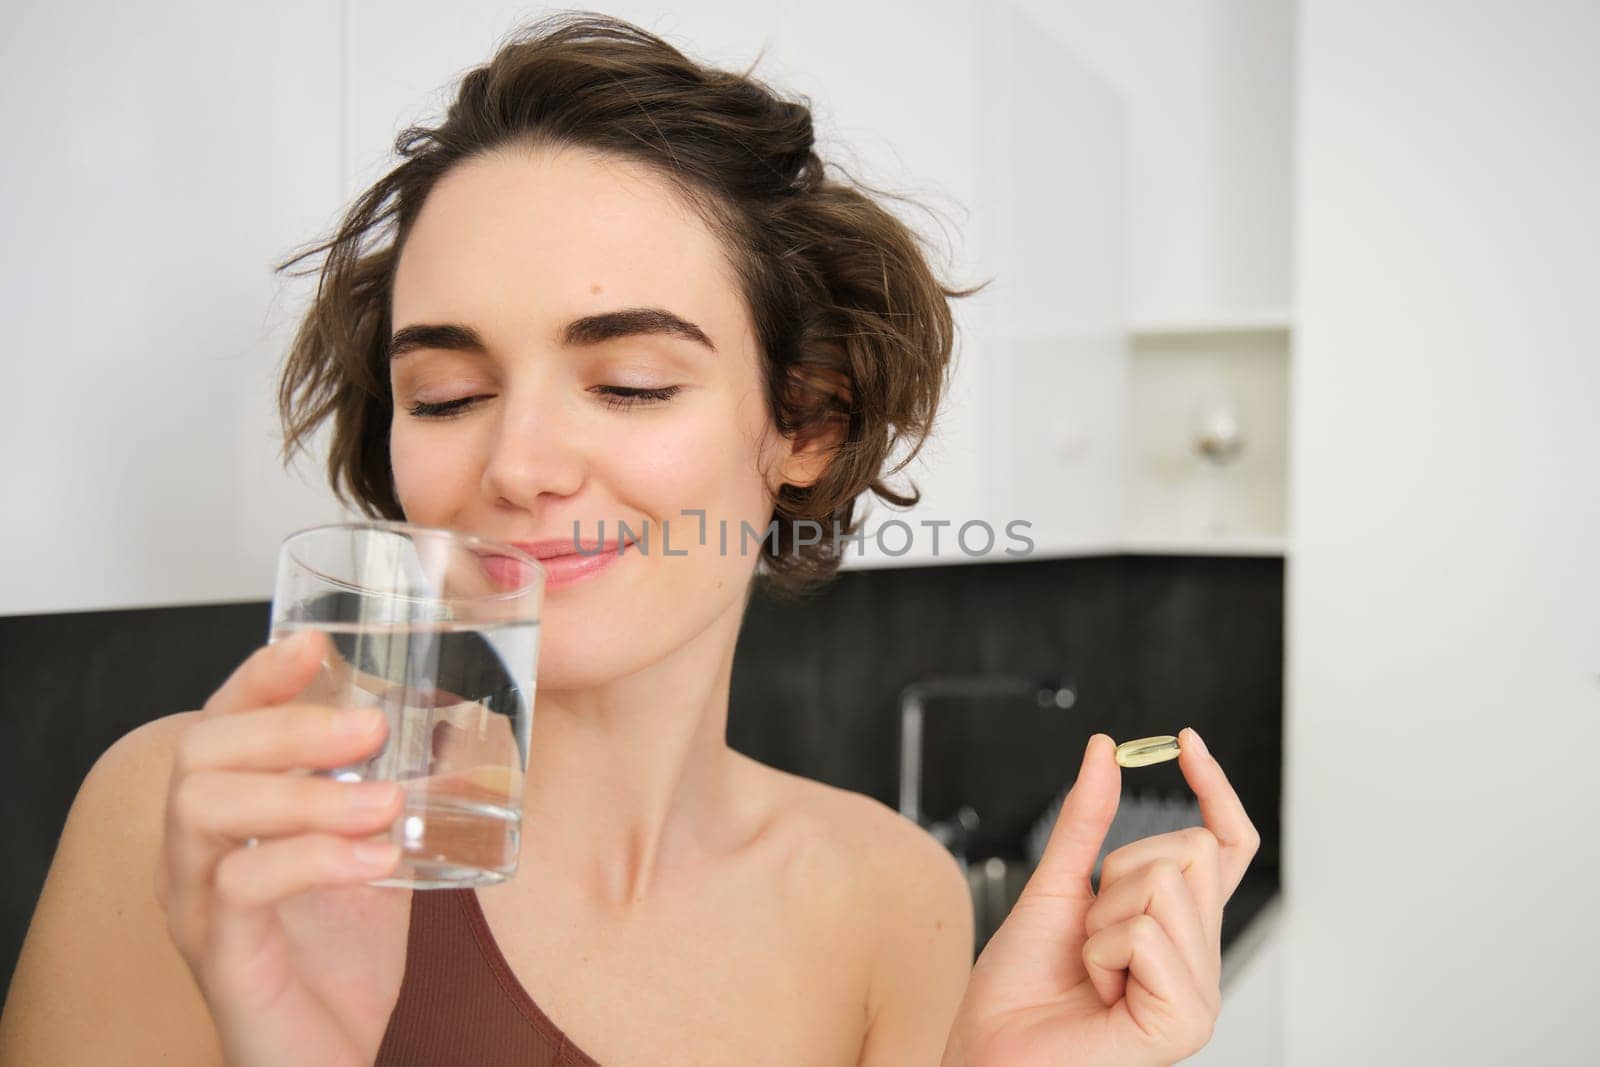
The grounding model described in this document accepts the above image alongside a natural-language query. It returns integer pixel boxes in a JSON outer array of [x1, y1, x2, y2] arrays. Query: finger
[[1018, 733, 1121, 903], [1098, 826, 1224, 959], [211, 831, 402, 911], [163, 700, 389, 928], [207, 832, 402, 974], [172, 770, 404, 842], [175, 702, 391, 775], [1083, 914, 1216, 1060], [164, 767, 402, 923], [1177, 727, 1262, 899], [1084, 858, 1217, 1010], [202, 630, 331, 718]]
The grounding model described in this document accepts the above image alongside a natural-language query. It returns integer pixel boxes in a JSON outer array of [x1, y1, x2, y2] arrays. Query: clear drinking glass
[[268, 521, 545, 889]]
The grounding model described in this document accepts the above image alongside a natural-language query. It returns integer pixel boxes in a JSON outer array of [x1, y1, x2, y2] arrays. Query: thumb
[[968, 735, 1120, 1005], [1021, 733, 1121, 901], [203, 628, 331, 718]]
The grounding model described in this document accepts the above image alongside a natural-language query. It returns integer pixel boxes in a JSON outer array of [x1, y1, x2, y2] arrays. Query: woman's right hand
[[155, 628, 414, 1067]]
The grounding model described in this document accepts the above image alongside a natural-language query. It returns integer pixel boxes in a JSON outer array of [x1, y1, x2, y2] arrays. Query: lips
[[479, 553, 541, 591], [508, 537, 624, 558], [495, 536, 628, 590], [533, 548, 622, 588]]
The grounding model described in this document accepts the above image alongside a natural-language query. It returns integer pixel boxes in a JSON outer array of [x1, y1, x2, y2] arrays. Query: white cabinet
[[1005, 1, 1298, 559], [1122, 321, 1291, 554], [827, 1, 1131, 566], [1011, 0, 1297, 326], [965, 3, 1129, 561]]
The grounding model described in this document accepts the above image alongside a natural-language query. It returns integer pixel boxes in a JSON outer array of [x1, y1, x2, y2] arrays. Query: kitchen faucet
[[897, 673, 1076, 864]]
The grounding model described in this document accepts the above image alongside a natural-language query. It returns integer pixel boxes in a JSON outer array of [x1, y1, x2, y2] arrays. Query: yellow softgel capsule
[[1114, 735, 1181, 768]]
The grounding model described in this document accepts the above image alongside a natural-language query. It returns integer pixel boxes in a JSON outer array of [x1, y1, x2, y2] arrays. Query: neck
[[518, 591, 755, 911]]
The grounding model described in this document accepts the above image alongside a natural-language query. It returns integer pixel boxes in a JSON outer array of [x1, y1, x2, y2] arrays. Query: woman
[[0, 13, 1258, 1066]]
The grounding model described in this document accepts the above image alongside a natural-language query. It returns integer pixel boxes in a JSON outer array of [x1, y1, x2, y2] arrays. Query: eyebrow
[[385, 307, 717, 362]]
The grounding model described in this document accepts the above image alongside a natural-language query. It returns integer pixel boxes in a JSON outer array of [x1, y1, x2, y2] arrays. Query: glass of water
[[269, 521, 544, 889]]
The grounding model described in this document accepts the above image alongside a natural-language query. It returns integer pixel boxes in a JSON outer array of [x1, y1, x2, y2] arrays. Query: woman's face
[[387, 145, 802, 689]]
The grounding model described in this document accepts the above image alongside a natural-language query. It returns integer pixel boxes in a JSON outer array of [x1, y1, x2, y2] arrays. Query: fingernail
[[352, 839, 399, 866], [1078, 734, 1108, 775], [1185, 727, 1209, 756], [282, 629, 316, 653], [346, 781, 399, 813], [334, 707, 381, 735]]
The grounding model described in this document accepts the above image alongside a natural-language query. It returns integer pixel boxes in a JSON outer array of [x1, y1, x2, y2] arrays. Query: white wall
[[0, 0, 351, 616], [1287, 2, 1600, 1062]]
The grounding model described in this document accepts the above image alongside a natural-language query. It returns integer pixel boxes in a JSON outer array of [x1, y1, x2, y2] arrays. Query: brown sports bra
[[375, 888, 602, 1066]]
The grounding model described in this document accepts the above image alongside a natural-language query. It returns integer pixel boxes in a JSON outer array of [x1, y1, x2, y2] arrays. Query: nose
[[480, 382, 586, 509]]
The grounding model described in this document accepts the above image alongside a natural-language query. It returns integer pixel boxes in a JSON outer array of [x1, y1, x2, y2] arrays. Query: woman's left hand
[[940, 728, 1260, 1067]]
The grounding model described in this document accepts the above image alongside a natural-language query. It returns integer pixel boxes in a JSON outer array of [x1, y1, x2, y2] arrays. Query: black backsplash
[[731, 554, 1283, 872], [0, 553, 1282, 1000]]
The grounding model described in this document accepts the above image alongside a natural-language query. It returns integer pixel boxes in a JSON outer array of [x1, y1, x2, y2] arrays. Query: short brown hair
[[274, 11, 984, 602]]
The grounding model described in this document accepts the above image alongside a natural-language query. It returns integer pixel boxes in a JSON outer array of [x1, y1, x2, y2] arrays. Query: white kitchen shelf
[[1119, 533, 1290, 557], [1129, 308, 1294, 339]]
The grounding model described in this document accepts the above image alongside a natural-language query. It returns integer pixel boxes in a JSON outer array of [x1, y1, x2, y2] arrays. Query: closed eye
[[593, 384, 682, 411], [403, 385, 683, 420], [404, 395, 488, 420]]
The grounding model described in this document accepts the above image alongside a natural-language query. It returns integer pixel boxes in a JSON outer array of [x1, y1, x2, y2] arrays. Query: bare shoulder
[[796, 774, 957, 881], [0, 710, 221, 1065], [739, 759, 974, 1062], [66, 709, 200, 848], [737, 756, 972, 956], [102, 709, 201, 781]]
